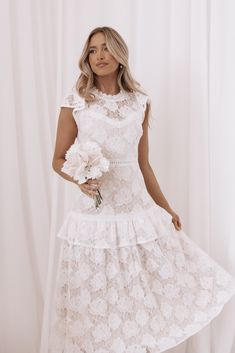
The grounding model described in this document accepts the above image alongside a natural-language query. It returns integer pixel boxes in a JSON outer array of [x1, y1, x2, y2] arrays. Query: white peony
[[61, 140, 109, 208], [61, 140, 110, 184]]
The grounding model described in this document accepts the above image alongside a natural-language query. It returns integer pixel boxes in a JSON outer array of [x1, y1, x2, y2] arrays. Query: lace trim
[[91, 90, 137, 121], [92, 86, 127, 100]]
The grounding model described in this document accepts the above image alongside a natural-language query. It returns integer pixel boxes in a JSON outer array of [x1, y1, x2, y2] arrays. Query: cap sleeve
[[60, 86, 86, 115], [135, 91, 151, 123]]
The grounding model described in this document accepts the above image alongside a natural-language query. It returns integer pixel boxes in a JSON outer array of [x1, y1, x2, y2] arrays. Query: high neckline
[[92, 86, 126, 100]]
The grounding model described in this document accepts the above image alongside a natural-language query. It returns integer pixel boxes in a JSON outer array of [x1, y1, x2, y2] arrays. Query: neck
[[94, 73, 120, 95]]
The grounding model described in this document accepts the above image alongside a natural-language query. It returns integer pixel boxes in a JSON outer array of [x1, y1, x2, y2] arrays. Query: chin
[[95, 71, 110, 77], [96, 69, 117, 77]]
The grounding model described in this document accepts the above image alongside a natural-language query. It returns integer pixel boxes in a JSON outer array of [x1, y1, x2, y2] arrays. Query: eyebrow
[[89, 43, 107, 49]]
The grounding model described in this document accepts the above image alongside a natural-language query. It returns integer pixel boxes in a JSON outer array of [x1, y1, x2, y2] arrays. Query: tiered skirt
[[48, 203, 235, 353]]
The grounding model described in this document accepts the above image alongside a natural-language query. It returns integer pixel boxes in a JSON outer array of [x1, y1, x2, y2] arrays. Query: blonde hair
[[75, 27, 146, 100], [75, 26, 152, 125]]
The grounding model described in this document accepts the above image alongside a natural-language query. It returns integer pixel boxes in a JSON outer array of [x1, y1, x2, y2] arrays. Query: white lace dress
[[48, 86, 235, 353]]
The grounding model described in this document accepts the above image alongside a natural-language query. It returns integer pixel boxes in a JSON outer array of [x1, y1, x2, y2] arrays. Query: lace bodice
[[61, 86, 149, 162]]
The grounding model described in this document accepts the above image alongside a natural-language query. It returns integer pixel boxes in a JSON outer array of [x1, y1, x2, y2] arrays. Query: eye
[[89, 49, 95, 54]]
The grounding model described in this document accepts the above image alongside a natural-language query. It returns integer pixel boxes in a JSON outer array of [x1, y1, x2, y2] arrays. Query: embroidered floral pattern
[[48, 233, 235, 353]]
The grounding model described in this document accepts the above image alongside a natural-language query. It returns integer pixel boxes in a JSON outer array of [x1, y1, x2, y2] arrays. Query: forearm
[[140, 163, 172, 213], [52, 158, 77, 185]]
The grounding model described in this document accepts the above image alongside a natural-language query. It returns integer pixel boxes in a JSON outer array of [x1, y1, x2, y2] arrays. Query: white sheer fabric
[[47, 87, 235, 353]]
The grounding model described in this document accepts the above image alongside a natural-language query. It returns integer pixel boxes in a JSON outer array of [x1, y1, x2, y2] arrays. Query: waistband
[[109, 159, 138, 166]]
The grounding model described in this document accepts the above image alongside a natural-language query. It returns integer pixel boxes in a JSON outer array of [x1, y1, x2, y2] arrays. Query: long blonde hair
[[75, 26, 147, 102]]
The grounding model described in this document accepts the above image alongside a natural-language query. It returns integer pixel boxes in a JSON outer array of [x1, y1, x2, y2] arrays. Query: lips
[[96, 62, 108, 67]]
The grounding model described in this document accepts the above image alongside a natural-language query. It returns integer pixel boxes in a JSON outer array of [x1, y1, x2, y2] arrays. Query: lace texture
[[48, 86, 235, 353], [48, 233, 235, 353]]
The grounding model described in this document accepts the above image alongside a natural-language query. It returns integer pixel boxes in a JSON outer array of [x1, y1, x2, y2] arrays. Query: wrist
[[165, 206, 174, 215]]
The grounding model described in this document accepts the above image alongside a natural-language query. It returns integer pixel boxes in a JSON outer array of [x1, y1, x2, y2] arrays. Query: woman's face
[[88, 32, 119, 77]]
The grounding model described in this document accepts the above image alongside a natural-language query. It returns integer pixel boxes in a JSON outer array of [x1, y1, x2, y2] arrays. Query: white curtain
[[1, 1, 235, 353]]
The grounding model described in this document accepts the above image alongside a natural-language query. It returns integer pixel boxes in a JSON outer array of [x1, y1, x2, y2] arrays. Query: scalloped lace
[[92, 86, 125, 100]]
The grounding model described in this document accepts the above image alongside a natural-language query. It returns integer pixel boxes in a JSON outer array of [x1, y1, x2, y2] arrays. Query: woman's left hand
[[168, 209, 182, 231]]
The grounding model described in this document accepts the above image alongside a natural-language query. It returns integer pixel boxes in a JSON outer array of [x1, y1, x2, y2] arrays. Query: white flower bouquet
[[61, 140, 110, 208]]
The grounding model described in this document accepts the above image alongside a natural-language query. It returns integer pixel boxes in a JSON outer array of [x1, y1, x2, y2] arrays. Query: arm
[[52, 107, 100, 197], [138, 102, 172, 212], [138, 102, 182, 230], [52, 107, 78, 185]]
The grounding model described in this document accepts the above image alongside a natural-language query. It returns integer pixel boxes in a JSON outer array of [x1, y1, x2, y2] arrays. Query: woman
[[48, 26, 235, 353]]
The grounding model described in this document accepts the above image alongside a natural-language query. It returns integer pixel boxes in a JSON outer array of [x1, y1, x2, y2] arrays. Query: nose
[[97, 48, 105, 60]]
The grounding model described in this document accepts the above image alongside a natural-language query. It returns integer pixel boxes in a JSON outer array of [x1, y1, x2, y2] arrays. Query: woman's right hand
[[77, 178, 101, 198]]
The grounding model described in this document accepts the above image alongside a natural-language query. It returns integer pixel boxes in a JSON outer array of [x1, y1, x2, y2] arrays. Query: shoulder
[[60, 86, 86, 112], [133, 90, 151, 112]]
